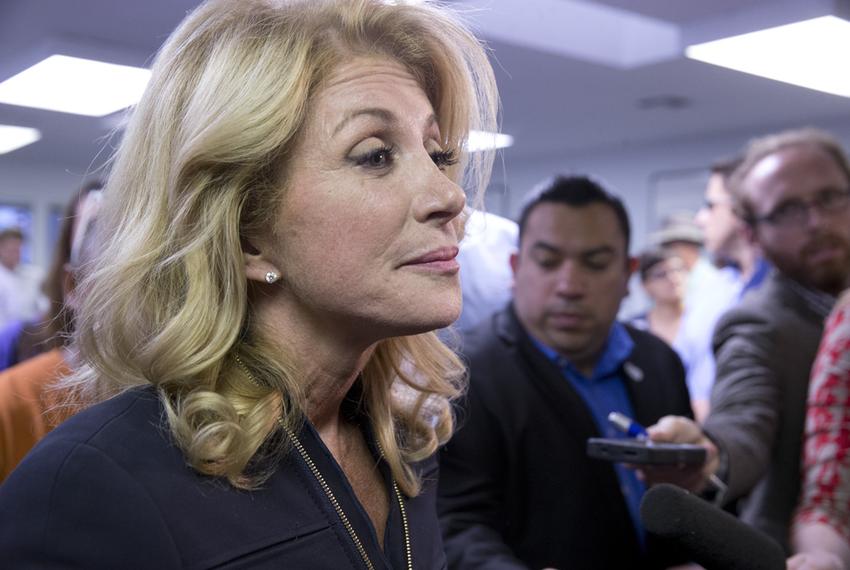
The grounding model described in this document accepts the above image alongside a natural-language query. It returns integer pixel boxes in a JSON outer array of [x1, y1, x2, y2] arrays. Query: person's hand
[[637, 415, 720, 492], [787, 552, 844, 570]]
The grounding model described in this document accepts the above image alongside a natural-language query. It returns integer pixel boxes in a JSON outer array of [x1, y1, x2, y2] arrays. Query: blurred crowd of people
[[444, 127, 850, 569], [0, 1, 848, 569]]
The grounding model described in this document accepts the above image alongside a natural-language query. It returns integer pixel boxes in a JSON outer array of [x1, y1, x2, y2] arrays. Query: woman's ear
[[61, 263, 80, 312], [243, 239, 282, 285]]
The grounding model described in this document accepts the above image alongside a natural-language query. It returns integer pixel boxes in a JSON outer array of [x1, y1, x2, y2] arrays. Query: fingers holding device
[[586, 412, 707, 465], [586, 437, 707, 465], [587, 412, 722, 494]]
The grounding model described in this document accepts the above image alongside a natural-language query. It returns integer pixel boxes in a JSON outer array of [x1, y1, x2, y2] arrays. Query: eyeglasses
[[701, 197, 732, 212], [750, 188, 850, 228], [645, 265, 686, 281]]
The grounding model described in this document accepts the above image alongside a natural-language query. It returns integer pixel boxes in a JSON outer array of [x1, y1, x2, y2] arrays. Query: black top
[[0, 385, 446, 569]]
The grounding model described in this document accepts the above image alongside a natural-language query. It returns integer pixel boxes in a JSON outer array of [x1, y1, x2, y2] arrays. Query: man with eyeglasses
[[647, 128, 850, 554], [675, 156, 771, 422]]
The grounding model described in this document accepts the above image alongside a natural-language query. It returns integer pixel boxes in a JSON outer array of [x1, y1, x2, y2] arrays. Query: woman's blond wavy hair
[[62, 0, 498, 495]]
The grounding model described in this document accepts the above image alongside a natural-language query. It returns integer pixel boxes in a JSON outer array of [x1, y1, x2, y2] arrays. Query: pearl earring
[[265, 271, 280, 284]]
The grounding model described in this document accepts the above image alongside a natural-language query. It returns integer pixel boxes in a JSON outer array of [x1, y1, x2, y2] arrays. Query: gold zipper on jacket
[[283, 425, 413, 570], [392, 479, 412, 569]]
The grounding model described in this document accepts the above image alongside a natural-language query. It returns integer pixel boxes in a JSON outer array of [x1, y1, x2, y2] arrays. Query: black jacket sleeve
[[437, 387, 529, 570]]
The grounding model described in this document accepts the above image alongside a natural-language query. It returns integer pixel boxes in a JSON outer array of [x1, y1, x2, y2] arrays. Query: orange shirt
[[0, 349, 72, 482]]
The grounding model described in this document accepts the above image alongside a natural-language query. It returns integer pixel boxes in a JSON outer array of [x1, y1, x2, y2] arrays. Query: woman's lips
[[402, 246, 460, 273]]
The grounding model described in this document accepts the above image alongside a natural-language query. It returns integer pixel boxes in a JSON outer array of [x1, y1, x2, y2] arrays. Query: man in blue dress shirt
[[438, 175, 694, 570]]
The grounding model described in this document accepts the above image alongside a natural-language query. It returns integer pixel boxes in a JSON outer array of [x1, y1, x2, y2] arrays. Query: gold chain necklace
[[232, 355, 413, 569]]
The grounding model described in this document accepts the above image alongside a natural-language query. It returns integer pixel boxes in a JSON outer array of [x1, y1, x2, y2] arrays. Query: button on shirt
[[531, 322, 647, 545]]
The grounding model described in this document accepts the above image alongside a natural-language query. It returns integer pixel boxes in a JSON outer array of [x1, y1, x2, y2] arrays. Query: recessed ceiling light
[[637, 94, 691, 111], [686, 16, 850, 98], [466, 130, 514, 152], [0, 125, 41, 155], [0, 55, 151, 117]]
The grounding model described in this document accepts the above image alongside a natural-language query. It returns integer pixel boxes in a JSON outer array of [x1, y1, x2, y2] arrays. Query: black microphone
[[640, 483, 785, 570]]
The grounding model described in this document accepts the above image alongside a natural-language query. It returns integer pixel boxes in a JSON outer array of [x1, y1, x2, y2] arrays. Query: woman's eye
[[430, 149, 459, 170], [354, 146, 395, 169]]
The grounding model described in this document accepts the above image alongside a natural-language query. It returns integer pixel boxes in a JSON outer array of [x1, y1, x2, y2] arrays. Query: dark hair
[[24, 179, 104, 353], [710, 155, 744, 182], [637, 248, 670, 281], [518, 175, 631, 251], [0, 227, 24, 242]]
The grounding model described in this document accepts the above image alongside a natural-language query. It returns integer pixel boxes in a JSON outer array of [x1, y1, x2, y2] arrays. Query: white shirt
[[674, 266, 743, 401], [0, 263, 45, 328], [455, 211, 518, 331]]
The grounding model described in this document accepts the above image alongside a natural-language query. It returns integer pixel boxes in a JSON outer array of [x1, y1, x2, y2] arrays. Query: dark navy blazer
[[438, 306, 693, 570], [0, 386, 446, 569]]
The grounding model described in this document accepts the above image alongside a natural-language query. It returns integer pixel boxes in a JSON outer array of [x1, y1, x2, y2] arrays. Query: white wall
[[493, 119, 850, 251], [487, 119, 850, 316]]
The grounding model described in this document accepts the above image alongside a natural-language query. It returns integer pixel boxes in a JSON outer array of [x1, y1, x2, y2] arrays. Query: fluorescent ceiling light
[[686, 16, 850, 98], [0, 55, 151, 116], [466, 130, 514, 152], [0, 125, 41, 154]]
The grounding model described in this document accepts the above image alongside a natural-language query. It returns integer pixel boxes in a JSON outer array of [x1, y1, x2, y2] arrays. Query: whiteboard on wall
[[646, 167, 709, 232], [621, 166, 709, 320]]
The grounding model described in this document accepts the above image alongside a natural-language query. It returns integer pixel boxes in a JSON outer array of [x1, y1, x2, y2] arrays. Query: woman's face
[[255, 57, 466, 343]]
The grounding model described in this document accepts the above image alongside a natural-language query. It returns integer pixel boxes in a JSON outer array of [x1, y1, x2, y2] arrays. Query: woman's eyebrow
[[333, 108, 396, 137], [332, 109, 439, 137]]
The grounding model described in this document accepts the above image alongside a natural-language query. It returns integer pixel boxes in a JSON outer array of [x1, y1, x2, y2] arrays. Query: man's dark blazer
[[704, 271, 830, 552], [437, 305, 693, 570]]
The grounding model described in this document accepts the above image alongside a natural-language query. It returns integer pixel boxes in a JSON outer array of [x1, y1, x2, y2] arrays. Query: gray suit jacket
[[703, 271, 831, 552]]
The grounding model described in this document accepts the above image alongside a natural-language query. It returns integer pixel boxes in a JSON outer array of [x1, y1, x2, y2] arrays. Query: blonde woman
[[0, 0, 498, 567]]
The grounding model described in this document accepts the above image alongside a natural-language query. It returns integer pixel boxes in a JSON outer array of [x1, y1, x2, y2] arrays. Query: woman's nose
[[415, 163, 466, 226]]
